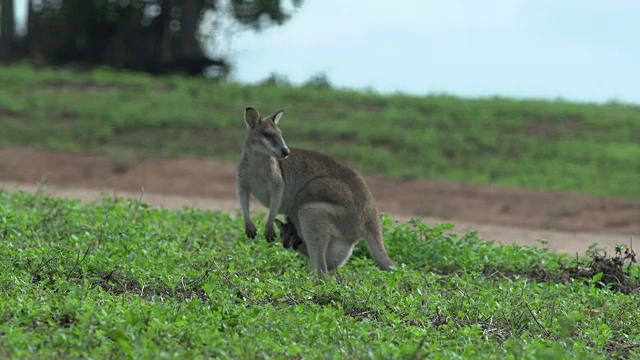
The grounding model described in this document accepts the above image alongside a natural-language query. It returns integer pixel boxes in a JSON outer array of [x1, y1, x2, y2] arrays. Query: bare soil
[[1, 147, 638, 255]]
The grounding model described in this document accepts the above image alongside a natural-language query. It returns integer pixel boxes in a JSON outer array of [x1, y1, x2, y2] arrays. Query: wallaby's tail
[[363, 215, 396, 271]]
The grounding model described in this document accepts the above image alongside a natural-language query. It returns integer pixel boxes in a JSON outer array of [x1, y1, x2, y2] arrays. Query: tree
[[0, 0, 15, 60], [16, 0, 304, 77]]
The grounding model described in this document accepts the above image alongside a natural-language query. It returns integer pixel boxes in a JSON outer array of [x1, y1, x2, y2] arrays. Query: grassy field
[[1, 189, 639, 359], [0, 64, 639, 198]]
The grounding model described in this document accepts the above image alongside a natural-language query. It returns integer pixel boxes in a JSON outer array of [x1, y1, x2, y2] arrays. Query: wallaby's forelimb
[[264, 178, 284, 242], [237, 183, 256, 238]]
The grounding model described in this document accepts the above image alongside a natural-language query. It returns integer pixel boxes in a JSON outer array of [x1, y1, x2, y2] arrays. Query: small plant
[[258, 72, 292, 87], [0, 64, 639, 198], [303, 72, 332, 89], [108, 148, 137, 174], [0, 190, 638, 359]]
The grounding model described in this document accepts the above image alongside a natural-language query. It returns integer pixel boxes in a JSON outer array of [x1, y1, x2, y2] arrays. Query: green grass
[[0, 64, 639, 198], [1, 189, 639, 359]]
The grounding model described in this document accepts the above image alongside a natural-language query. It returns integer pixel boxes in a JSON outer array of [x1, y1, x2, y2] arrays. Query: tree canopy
[[0, 0, 304, 77]]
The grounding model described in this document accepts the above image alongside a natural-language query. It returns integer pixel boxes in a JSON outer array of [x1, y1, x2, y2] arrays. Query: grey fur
[[237, 107, 395, 276]]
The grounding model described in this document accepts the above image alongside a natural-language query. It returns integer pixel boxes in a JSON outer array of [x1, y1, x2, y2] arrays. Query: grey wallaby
[[236, 107, 395, 275], [274, 217, 305, 253]]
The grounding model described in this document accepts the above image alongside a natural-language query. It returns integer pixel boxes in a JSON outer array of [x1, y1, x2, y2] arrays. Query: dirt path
[[1, 148, 638, 255]]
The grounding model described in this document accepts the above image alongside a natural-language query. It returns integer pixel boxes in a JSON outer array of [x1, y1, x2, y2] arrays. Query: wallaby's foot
[[264, 224, 277, 242], [245, 223, 257, 239]]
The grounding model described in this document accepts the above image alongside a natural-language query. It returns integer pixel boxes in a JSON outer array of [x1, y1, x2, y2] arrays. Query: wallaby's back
[[278, 148, 375, 218], [277, 148, 395, 271]]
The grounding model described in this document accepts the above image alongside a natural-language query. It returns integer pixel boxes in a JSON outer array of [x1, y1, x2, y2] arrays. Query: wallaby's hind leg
[[298, 226, 329, 275], [298, 203, 342, 276], [326, 241, 356, 270]]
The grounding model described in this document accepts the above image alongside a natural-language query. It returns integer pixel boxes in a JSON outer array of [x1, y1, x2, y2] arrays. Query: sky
[[226, 0, 640, 104], [12, 0, 640, 104]]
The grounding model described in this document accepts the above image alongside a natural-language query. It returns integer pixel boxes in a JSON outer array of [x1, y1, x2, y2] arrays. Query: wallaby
[[236, 107, 395, 275], [275, 217, 305, 253]]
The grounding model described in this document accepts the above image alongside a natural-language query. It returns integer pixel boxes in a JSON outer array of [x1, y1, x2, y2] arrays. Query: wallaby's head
[[275, 217, 302, 250], [243, 107, 290, 159]]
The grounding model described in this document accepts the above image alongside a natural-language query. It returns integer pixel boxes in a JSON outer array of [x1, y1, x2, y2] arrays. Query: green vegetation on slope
[[1, 190, 639, 359], [0, 64, 639, 197]]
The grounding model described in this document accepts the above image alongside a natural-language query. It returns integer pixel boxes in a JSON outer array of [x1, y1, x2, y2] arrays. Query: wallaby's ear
[[244, 107, 261, 128], [271, 109, 284, 125]]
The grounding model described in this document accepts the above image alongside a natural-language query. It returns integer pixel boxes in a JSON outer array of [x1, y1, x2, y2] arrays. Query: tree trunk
[[160, 0, 174, 65], [26, 0, 43, 64], [180, 0, 203, 59], [0, 0, 15, 59]]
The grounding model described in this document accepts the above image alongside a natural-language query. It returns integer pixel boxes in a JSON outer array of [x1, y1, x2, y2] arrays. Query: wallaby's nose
[[281, 147, 290, 159]]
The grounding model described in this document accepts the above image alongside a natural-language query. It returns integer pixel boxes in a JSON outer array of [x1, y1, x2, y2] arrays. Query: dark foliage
[[0, 0, 303, 77]]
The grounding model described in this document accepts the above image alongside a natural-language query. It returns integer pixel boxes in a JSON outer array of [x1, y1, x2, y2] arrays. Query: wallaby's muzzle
[[280, 147, 291, 159]]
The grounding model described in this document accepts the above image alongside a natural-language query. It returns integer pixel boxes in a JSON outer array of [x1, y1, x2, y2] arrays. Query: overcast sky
[[228, 0, 640, 104], [13, 0, 640, 104]]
